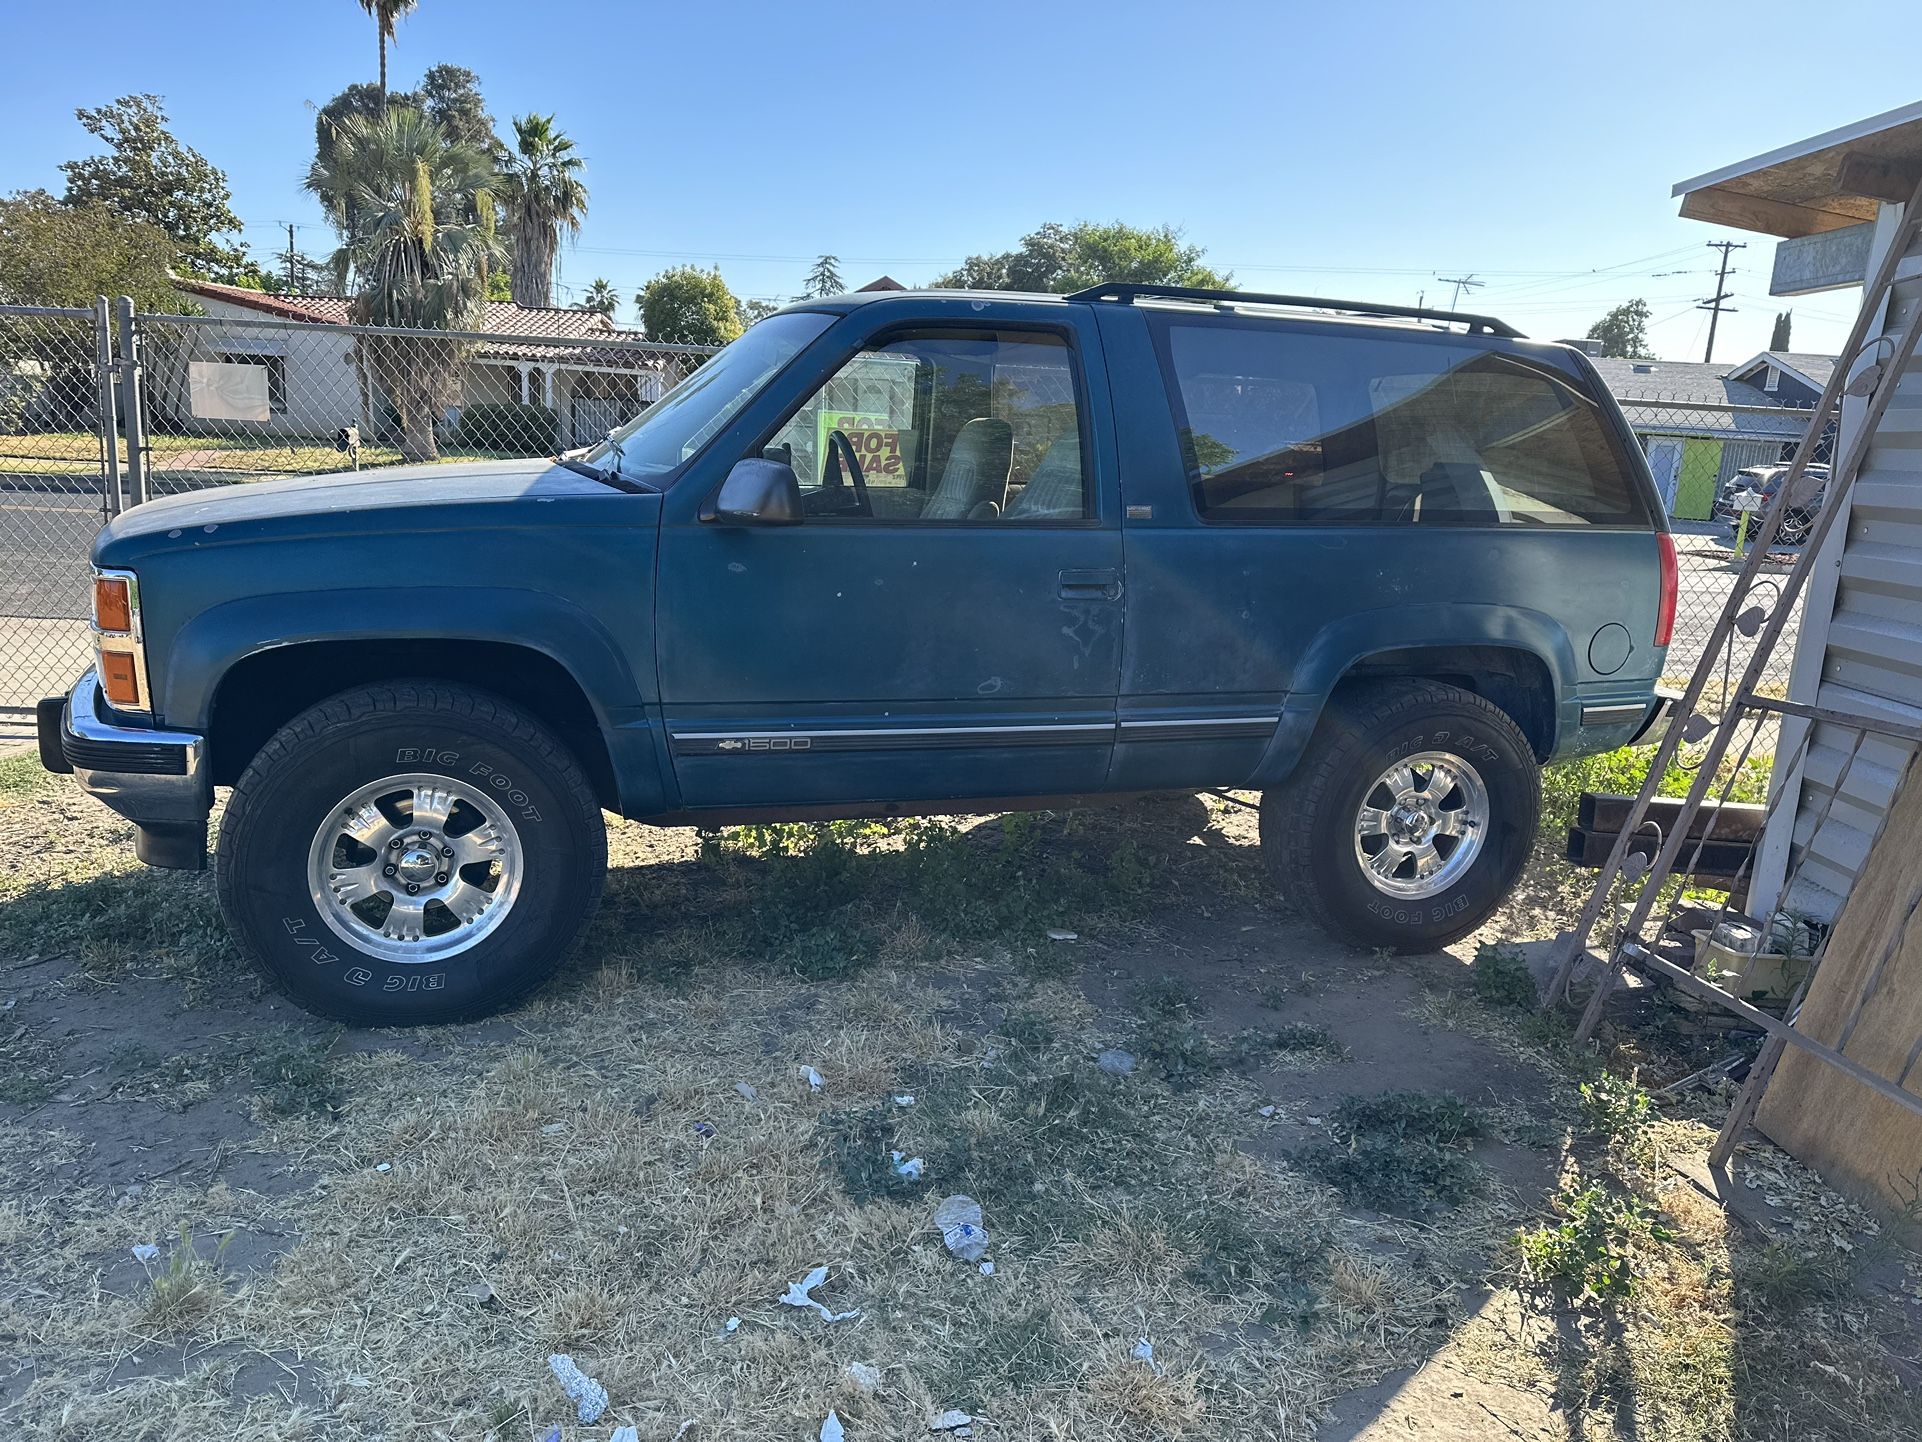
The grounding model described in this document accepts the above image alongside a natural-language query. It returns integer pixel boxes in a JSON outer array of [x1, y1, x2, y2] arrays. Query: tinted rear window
[[1151, 318, 1652, 527]]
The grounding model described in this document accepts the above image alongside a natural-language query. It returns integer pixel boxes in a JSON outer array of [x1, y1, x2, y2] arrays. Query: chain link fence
[[1613, 393, 1834, 715], [1, 300, 1830, 736], [0, 304, 112, 711]]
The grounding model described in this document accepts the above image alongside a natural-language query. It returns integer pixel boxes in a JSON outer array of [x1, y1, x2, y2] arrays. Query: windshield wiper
[[554, 455, 656, 494]]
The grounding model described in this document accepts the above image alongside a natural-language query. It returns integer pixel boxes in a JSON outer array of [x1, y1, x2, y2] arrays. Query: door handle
[[1058, 568, 1122, 601]]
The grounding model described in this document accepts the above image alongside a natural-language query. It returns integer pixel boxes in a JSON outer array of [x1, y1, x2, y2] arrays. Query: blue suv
[[40, 283, 1673, 1024]]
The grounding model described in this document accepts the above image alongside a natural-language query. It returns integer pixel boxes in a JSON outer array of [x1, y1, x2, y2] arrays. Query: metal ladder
[[1545, 166, 1922, 1058]]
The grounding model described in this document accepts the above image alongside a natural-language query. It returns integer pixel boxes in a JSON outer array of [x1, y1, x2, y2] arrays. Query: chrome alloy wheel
[[1351, 751, 1489, 900], [306, 773, 523, 964]]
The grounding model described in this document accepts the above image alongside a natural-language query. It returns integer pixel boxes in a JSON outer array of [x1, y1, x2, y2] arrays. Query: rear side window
[[1151, 318, 1651, 526]]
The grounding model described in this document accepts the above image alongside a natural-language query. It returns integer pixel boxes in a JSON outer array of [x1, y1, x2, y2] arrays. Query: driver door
[[655, 321, 1124, 810]]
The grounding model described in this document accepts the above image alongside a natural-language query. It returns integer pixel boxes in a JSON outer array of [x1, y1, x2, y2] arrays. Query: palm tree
[[500, 113, 588, 308], [305, 106, 503, 461], [582, 277, 619, 317], [356, 0, 420, 109]]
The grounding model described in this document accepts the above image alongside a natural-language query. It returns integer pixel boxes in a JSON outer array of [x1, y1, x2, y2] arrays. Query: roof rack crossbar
[[1065, 282, 1524, 339]]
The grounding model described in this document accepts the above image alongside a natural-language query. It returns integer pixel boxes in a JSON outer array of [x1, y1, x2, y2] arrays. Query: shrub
[[451, 401, 560, 455]]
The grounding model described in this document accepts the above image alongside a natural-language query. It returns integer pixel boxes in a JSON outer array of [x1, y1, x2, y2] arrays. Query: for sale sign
[[818, 411, 912, 485]]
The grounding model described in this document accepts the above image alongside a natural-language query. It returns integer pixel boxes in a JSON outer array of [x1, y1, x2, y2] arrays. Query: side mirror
[[708, 457, 803, 525]]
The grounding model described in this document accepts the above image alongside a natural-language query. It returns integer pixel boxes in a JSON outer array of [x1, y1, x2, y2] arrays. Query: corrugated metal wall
[[1779, 251, 1922, 920]]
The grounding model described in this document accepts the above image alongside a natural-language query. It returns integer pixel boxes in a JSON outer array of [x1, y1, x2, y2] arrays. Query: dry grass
[[1, 774, 1917, 1440]]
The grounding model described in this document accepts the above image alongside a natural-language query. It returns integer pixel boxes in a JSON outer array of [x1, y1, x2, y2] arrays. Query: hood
[[103, 458, 615, 541]]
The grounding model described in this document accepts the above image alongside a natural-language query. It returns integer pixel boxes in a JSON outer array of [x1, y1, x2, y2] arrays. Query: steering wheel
[[824, 429, 874, 518]]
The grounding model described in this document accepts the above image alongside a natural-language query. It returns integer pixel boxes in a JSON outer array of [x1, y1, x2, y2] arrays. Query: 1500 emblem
[[718, 737, 810, 753]]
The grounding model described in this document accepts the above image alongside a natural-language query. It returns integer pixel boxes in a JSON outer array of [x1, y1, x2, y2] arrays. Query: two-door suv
[[40, 284, 1673, 1024]]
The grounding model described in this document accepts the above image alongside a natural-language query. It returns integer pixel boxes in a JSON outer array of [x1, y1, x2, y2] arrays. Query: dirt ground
[[2, 754, 1919, 1441]]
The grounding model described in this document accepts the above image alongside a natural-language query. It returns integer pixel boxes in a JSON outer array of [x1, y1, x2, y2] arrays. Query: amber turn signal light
[[99, 650, 142, 706], [93, 575, 133, 634]]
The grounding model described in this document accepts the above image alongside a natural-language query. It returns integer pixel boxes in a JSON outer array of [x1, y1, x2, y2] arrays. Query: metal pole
[[93, 295, 122, 518], [114, 296, 148, 508]]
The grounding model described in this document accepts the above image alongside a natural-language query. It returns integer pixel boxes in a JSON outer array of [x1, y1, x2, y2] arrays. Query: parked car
[[39, 283, 1673, 1024], [1714, 462, 1830, 544]]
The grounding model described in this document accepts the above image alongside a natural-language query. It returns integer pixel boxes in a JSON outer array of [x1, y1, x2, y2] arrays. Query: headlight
[[91, 567, 150, 712]]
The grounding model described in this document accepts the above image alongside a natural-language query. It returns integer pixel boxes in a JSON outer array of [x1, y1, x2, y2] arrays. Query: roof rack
[[1064, 282, 1524, 339]]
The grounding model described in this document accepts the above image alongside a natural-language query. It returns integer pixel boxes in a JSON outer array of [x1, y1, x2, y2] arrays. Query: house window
[[1764, 365, 1780, 393], [216, 352, 287, 413]]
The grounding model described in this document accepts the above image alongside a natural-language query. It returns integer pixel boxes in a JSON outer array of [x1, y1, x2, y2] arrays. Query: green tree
[[737, 295, 782, 328], [416, 64, 501, 157], [637, 266, 743, 346], [581, 277, 620, 316], [805, 253, 844, 298], [1585, 299, 1654, 360], [305, 106, 504, 460], [936, 220, 1230, 293], [312, 70, 501, 232], [58, 94, 256, 285], [1770, 310, 1793, 351], [0, 189, 177, 309], [356, 0, 420, 108], [501, 113, 588, 308]]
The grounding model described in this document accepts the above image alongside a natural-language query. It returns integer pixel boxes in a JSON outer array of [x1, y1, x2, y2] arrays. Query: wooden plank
[[1755, 755, 1922, 1211], [1564, 826, 1751, 878], [1679, 186, 1864, 238], [1836, 152, 1922, 206], [1577, 792, 1767, 840]]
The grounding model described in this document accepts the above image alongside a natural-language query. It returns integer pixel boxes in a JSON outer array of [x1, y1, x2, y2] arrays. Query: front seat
[[1004, 436, 1084, 519], [921, 417, 1013, 520]]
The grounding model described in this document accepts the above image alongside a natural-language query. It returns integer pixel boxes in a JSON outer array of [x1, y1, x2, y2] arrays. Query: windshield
[[585, 311, 834, 484]]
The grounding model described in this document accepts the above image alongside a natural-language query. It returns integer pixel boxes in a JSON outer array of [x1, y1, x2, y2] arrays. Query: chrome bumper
[[38, 669, 211, 869]]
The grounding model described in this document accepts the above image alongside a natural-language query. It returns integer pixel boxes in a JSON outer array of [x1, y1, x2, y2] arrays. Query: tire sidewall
[[221, 705, 600, 1023], [1306, 702, 1539, 948]]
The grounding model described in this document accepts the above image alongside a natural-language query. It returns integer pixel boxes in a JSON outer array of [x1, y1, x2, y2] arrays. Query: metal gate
[[0, 298, 127, 713]]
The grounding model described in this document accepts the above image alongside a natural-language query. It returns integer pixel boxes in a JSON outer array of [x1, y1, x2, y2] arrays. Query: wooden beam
[[1679, 186, 1862, 238], [1835, 151, 1922, 205]]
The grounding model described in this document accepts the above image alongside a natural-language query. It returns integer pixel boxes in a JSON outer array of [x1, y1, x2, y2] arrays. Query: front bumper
[[38, 669, 211, 869]]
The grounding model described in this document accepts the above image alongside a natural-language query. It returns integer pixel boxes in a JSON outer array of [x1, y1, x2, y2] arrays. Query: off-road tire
[[1259, 680, 1539, 951], [216, 681, 606, 1025]]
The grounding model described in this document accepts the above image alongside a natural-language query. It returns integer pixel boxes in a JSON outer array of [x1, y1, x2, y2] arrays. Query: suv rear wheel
[[1259, 680, 1539, 951], [216, 681, 606, 1025]]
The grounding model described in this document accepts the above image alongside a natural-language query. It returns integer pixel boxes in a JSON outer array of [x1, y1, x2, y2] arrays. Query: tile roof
[[175, 279, 621, 340], [173, 278, 681, 369]]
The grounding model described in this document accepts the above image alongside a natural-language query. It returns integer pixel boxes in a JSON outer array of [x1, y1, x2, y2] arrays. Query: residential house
[[1591, 355, 1819, 520], [165, 279, 687, 448]]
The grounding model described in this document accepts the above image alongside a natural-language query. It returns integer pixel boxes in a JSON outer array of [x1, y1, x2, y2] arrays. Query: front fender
[[1247, 604, 1576, 786], [159, 586, 649, 732]]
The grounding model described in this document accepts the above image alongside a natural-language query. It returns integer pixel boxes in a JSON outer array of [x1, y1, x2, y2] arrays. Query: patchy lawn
[[0, 431, 533, 479], [1, 771, 1917, 1440]]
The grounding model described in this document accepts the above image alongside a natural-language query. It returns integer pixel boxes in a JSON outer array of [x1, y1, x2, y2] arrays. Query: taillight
[[1654, 532, 1677, 648]]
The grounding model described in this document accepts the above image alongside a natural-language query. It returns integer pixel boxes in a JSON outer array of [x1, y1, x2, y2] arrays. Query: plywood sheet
[[1756, 754, 1922, 1211]]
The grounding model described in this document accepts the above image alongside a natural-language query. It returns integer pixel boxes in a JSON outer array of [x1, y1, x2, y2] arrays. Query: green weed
[[1514, 1183, 1672, 1301], [1471, 941, 1538, 1010], [1296, 1090, 1484, 1214]]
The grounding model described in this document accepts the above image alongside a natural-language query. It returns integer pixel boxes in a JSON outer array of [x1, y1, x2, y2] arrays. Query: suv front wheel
[[216, 681, 607, 1025], [1259, 680, 1539, 951]]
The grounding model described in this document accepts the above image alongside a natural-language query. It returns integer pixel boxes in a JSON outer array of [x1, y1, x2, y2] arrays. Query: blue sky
[[4, 0, 1918, 362]]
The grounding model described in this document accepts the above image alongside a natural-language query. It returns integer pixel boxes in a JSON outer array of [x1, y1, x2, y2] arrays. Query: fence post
[[114, 296, 148, 508], [93, 295, 122, 517]]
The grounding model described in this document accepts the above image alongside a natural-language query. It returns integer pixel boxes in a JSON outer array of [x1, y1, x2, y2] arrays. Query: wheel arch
[[1249, 607, 1574, 785], [206, 638, 622, 810]]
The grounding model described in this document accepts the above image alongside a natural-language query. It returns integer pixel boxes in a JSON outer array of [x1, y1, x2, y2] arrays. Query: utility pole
[[285, 224, 297, 293], [1437, 274, 1482, 310], [1699, 240, 1745, 363]]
